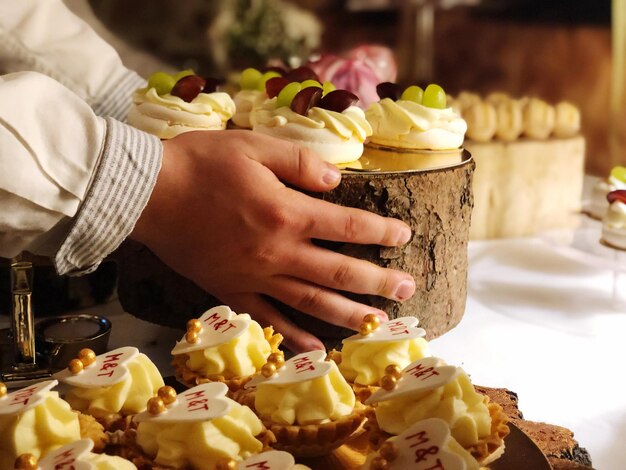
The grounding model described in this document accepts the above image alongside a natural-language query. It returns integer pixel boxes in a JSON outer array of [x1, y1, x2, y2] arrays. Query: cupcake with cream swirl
[[128, 70, 235, 139], [251, 77, 372, 165], [363, 82, 467, 171]]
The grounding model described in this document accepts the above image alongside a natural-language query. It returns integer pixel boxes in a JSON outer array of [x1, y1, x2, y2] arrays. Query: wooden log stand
[[116, 155, 475, 350]]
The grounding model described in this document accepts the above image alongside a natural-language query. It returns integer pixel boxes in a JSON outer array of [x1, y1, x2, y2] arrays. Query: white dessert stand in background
[[540, 212, 626, 311]]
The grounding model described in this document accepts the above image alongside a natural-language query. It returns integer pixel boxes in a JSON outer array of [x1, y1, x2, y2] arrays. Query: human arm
[[0, 0, 144, 121]]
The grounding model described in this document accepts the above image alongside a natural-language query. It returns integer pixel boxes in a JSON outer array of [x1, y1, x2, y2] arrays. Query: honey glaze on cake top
[[362, 418, 480, 470], [365, 82, 467, 150], [250, 70, 372, 165], [128, 70, 235, 139], [14, 439, 137, 470], [0, 380, 82, 469]]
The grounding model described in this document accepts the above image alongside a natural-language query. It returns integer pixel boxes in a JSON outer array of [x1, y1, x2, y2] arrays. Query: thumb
[[244, 132, 342, 192]]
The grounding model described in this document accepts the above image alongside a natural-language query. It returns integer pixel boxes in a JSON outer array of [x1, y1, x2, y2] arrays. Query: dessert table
[[83, 220, 623, 469], [2, 177, 622, 469]]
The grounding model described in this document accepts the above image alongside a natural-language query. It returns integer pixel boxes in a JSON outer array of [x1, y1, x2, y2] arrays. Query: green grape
[[147, 72, 176, 95], [322, 81, 336, 96], [301, 79, 322, 90], [611, 166, 626, 183], [276, 82, 303, 108], [400, 85, 424, 104], [256, 71, 281, 91], [173, 69, 195, 81], [422, 84, 447, 109], [239, 68, 262, 90]]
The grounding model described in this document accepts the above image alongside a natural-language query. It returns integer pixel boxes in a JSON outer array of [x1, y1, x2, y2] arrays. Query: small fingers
[[219, 292, 324, 353], [241, 132, 342, 192], [264, 276, 389, 332], [292, 193, 412, 246], [284, 245, 416, 301]]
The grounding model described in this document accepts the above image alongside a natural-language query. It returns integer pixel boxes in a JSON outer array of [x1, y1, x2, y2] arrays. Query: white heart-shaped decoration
[[245, 350, 333, 389], [366, 357, 458, 405], [379, 418, 468, 470], [37, 439, 95, 470], [0, 380, 57, 416], [343, 317, 426, 343], [171, 306, 250, 355], [134, 382, 232, 423], [238, 450, 296, 469], [54, 347, 138, 389]]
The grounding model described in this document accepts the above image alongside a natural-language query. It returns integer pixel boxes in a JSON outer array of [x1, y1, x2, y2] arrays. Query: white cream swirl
[[64, 354, 164, 418], [0, 392, 81, 469], [84, 453, 137, 469], [182, 314, 272, 379], [366, 98, 467, 150], [136, 398, 263, 469], [374, 370, 491, 447], [232, 89, 266, 129], [339, 338, 430, 386], [128, 87, 236, 139], [254, 360, 355, 425], [251, 98, 372, 164]]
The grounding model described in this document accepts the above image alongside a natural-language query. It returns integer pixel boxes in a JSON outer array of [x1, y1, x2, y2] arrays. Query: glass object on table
[[1, 252, 52, 387]]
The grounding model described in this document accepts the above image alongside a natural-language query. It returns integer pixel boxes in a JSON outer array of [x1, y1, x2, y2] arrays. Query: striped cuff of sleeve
[[55, 117, 162, 276], [92, 70, 146, 121]]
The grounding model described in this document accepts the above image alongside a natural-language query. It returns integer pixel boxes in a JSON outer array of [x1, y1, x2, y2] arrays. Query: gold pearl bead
[[380, 374, 397, 391], [185, 330, 199, 344], [147, 397, 166, 415], [379, 441, 399, 461], [187, 319, 202, 332], [215, 458, 238, 470], [0, 382, 7, 398], [384, 364, 403, 379], [69, 358, 84, 374], [370, 456, 390, 470], [363, 313, 381, 329], [14, 453, 37, 470], [78, 348, 96, 366], [267, 351, 284, 364], [261, 362, 277, 378], [359, 322, 373, 336], [158, 386, 177, 405]]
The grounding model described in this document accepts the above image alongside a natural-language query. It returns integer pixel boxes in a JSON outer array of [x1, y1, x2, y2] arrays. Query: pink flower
[[308, 45, 397, 109]]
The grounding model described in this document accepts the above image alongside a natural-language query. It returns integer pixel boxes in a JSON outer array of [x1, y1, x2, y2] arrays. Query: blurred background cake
[[450, 92, 585, 239]]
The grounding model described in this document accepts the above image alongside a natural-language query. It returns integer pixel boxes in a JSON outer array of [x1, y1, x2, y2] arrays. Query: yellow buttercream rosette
[[244, 350, 366, 457], [336, 316, 430, 389], [0, 381, 82, 469], [57, 347, 164, 430], [365, 357, 509, 465], [124, 383, 270, 470], [171, 306, 282, 394]]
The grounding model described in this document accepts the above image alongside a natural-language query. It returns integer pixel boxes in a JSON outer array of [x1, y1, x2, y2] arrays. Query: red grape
[[318, 89, 359, 113], [291, 87, 323, 116], [171, 75, 206, 102]]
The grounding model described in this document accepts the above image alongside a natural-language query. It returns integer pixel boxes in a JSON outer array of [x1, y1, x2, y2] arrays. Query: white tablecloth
[[432, 236, 626, 470]]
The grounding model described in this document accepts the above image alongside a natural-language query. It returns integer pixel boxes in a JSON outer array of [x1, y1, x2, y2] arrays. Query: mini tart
[[57, 347, 164, 433], [117, 423, 276, 470], [172, 325, 283, 394], [239, 391, 367, 458], [365, 395, 509, 465]]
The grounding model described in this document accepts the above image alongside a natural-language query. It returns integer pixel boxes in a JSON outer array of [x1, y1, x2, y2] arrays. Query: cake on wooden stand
[[451, 92, 585, 239]]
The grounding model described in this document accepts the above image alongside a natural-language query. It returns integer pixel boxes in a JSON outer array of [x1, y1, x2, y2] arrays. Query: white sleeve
[[0, 0, 145, 121], [0, 72, 162, 275]]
